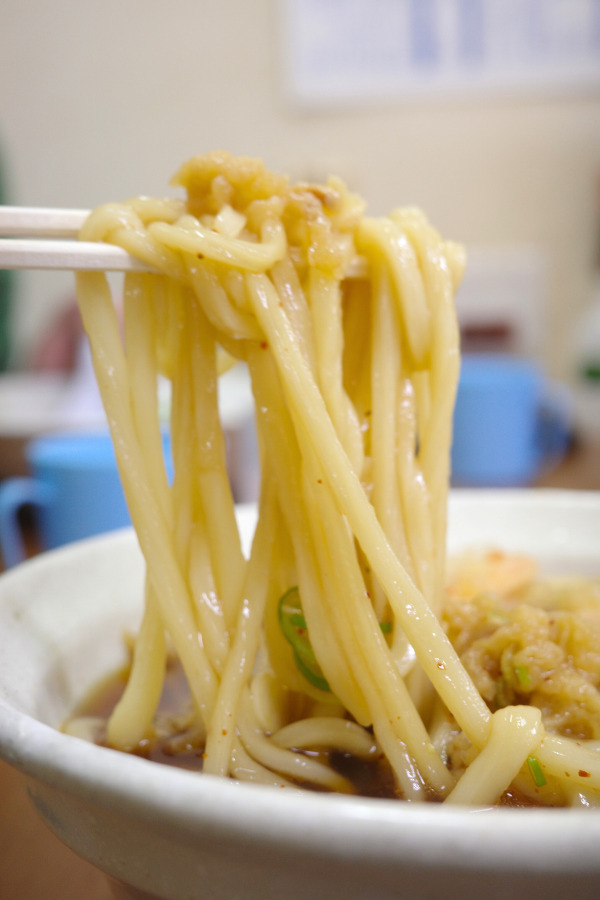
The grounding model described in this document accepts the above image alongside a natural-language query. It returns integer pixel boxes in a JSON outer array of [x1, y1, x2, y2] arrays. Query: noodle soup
[[61, 152, 600, 809]]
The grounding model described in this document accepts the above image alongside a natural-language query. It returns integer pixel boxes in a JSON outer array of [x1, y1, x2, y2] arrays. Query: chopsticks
[[0, 206, 154, 272], [0, 205, 368, 278]]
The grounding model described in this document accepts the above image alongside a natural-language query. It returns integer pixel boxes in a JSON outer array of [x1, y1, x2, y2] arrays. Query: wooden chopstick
[[0, 239, 155, 272], [0, 206, 154, 272], [0, 206, 89, 238]]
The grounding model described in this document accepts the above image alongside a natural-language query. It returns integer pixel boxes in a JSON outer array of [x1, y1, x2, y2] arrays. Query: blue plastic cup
[[451, 355, 571, 487], [0, 431, 170, 568]]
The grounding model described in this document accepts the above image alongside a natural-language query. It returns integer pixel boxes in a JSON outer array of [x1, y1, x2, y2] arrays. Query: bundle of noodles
[[72, 151, 600, 806]]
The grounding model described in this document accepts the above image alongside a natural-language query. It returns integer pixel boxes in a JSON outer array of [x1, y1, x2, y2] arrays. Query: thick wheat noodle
[[445, 707, 543, 806], [271, 717, 376, 756], [123, 274, 172, 522], [149, 217, 287, 272], [369, 266, 415, 585], [236, 687, 355, 793], [106, 274, 171, 748], [203, 478, 277, 776], [271, 258, 317, 373], [356, 216, 430, 367], [230, 734, 297, 789], [188, 529, 229, 674], [185, 295, 246, 627], [106, 585, 167, 749], [310, 269, 364, 473], [76, 272, 220, 732]]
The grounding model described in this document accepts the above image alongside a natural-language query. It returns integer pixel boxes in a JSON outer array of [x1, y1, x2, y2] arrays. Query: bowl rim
[[2, 488, 600, 875]]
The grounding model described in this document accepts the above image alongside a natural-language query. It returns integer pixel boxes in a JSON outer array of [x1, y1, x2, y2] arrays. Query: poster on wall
[[281, 0, 600, 106]]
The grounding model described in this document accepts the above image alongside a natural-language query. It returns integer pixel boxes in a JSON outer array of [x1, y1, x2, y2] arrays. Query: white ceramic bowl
[[1, 491, 600, 900]]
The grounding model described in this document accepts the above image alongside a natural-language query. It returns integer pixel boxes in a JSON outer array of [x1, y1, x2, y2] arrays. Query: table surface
[[0, 759, 114, 900], [1, 439, 599, 899]]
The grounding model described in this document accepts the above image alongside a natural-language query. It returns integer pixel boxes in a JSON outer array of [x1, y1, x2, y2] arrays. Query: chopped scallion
[[278, 589, 392, 691], [527, 756, 546, 788], [515, 664, 531, 689], [278, 587, 331, 692]]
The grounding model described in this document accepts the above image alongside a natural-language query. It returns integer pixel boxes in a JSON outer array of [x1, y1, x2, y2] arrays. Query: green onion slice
[[278, 587, 392, 692], [527, 756, 547, 788], [515, 664, 531, 689], [278, 587, 331, 692]]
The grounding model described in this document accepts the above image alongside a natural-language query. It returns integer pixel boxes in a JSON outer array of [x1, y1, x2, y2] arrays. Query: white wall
[[1, 0, 599, 377]]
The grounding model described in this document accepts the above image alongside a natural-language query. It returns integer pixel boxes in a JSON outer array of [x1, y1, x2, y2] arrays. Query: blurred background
[[0, 0, 599, 541]]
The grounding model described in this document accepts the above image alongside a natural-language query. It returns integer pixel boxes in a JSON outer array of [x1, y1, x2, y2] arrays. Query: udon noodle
[[68, 151, 600, 806]]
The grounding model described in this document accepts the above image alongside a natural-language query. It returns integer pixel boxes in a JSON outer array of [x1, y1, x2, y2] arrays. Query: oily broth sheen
[[74, 656, 540, 806], [77, 660, 401, 796]]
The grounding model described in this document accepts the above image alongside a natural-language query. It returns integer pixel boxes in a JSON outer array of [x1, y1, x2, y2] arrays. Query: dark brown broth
[[74, 663, 545, 806], [75, 661, 404, 797]]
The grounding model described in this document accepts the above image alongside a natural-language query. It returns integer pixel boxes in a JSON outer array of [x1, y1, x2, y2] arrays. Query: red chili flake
[[222, 729, 228, 736], [579, 770, 591, 778], [260, 341, 268, 350], [197, 253, 204, 259], [317, 478, 323, 484]]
